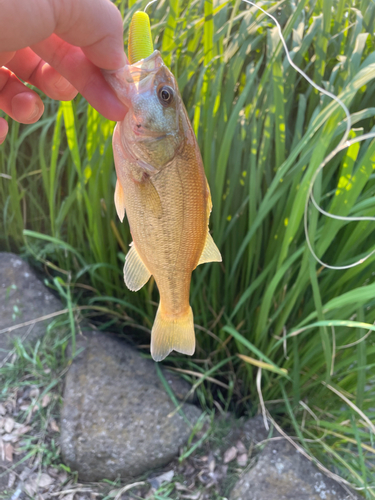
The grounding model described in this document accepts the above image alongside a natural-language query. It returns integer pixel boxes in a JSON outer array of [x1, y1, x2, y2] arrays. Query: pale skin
[[0, 0, 129, 145]]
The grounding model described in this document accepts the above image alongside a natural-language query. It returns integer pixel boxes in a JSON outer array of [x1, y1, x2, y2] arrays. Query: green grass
[[0, 314, 71, 487], [1, 0, 375, 496]]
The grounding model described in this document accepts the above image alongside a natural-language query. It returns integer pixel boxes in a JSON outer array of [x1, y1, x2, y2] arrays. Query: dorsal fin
[[206, 180, 213, 220]]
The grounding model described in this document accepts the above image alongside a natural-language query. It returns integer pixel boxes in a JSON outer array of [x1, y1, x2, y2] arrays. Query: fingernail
[[54, 76, 72, 92], [28, 102, 43, 121]]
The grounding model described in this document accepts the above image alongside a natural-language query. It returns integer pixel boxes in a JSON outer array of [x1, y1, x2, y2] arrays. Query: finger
[[0, 118, 8, 144], [32, 35, 127, 121], [0, 68, 44, 124], [38, 62, 78, 101], [53, 0, 127, 70], [0, 0, 126, 70], [0, 51, 16, 67], [6, 48, 77, 101], [0, 0, 56, 50]]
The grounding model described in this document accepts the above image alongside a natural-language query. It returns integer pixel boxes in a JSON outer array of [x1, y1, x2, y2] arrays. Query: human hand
[[0, 0, 128, 145]]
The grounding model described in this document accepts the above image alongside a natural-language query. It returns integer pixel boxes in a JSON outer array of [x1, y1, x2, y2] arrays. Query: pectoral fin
[[197, 232, 222, 266], [115, 179, 126, 222], [124, 243, 151, 291], [139, 179, 163, 218]]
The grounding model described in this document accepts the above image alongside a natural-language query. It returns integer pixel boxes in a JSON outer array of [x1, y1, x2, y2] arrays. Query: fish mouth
[[133, 124, 166, 141], [102, 51, 163, 107], [130, 51, 162, 73]]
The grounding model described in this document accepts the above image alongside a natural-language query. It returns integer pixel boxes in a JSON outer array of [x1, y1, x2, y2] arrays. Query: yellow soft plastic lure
[[128, 11, 154, 64]]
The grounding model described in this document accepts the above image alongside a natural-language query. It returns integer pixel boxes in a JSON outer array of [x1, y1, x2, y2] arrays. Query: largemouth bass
[[105, 50, 221, 362]]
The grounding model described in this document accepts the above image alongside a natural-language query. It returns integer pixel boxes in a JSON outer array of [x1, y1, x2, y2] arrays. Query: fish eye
[[158, 85, 174, 106]]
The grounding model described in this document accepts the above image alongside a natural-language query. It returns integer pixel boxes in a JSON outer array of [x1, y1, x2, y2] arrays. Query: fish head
[[104, 51, 184, 171]]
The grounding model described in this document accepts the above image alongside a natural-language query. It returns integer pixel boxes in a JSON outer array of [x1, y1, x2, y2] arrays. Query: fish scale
[[103, 12, 221, 361]]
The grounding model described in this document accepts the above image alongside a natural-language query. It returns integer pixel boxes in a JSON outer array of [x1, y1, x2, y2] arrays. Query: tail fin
[[151, 306, 195, 362]]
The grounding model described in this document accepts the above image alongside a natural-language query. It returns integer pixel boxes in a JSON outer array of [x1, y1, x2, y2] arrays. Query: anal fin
[[124, 243, 151, 291], [115, 179, 126, 222], [197, 232, 222, 266]]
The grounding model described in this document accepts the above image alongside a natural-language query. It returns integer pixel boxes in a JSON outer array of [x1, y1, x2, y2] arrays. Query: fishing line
[[144, 0, 158, 13], [242, 0, 375, 270]]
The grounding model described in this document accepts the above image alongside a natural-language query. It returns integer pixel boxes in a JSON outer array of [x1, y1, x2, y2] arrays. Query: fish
[[104, 18, 221, 362]]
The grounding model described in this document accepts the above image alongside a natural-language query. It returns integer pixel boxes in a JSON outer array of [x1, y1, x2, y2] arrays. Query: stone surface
[[0, 252, 62, 362], [230, 417, 360, 500], [60, 330, 202, 481], [240, 414, 277, 444], [0, 253, 62, 494]]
